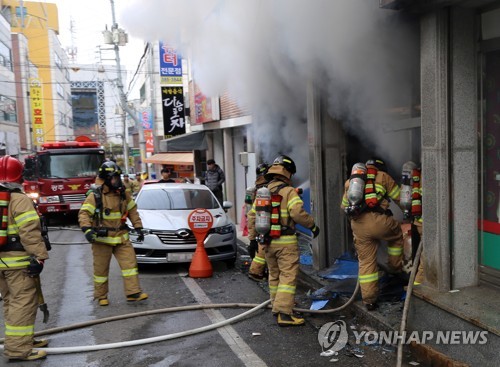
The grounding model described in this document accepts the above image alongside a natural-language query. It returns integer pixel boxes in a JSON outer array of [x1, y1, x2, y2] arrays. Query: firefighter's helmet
[[256, 163, 269, 178], [266, 155, 296, 179], [0, 155, 24, 183], [98, 161, 122, 179], [98, 161, 124, 190], [366, 157, 387, 172]]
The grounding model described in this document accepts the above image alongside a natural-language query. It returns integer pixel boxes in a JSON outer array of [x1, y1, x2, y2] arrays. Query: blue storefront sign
[[159, 42, 182, 85]]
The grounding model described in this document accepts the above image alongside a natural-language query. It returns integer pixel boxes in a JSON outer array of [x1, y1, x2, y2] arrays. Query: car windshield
[[136, 188, 219, 210], [39, 153, 103, 178]]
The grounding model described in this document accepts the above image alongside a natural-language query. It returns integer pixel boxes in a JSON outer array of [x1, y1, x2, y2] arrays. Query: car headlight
[[210, 224, 234, 235], [27, 192, 39, 200], [39, 196, 60, 204]]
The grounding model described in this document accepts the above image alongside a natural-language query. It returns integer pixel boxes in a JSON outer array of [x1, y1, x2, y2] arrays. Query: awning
[[143, 152, 194, 165], [159, 131, 207, 152]]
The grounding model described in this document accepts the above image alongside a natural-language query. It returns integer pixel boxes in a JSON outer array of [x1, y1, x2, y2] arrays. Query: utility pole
[[103, 0, 147, 174]]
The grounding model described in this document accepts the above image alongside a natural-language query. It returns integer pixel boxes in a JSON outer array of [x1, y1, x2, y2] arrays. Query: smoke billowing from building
[[121, 0, 417, 175]]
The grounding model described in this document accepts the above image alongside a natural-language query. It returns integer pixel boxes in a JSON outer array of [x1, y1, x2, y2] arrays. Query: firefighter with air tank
[[0, 156, 50, 361], [400, 161, 424, 285], [78, 161, 148, 306], [341, 158, 403, 311], [248, 155, 320, 326], [246, 163, 270, 281]]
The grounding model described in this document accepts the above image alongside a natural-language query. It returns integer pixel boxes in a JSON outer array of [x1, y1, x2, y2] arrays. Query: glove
[[248, 239, 258, 259], [26, 257, 44, 277], [136, 228, 145, 242], [310, 225, 320, 239], [83, 227, 96, 243]]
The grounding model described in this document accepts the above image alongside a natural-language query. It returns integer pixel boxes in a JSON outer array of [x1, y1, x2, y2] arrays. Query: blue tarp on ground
[[317, 256, 359, 280], [310, 299, 329, 310]]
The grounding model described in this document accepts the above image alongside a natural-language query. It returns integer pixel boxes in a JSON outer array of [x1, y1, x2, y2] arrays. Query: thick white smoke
[[120, 0, 416, 176]]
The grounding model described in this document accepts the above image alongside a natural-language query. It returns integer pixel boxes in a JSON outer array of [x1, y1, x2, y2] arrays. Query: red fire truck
[[23, 137, 106, 216]]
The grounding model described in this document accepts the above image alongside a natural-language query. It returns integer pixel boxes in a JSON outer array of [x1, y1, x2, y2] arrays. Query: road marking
[[181, 275, 268, 367]]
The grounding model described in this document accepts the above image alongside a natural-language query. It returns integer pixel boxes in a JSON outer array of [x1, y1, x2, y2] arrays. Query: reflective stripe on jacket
[[78, 184, 142, 246], [0, 191, 48, 268], [341, 170, 400, 211]]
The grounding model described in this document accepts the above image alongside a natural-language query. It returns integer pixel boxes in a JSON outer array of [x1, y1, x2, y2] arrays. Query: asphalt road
[[0, 216, 423, 367]]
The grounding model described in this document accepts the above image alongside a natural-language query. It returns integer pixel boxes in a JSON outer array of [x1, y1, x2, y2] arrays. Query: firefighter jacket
[[78, 184, 142, 246], [123, 179, 140, 194], [0, 191, 48, 270], [341, 169, 401, 213], [248, 177, 315, 243]]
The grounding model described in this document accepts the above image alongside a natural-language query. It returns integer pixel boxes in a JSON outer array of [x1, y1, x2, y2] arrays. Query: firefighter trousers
[[351, 212, 403, 304], [265, 237, 299, 315], [92, 239, 142, 299], [249, 243, 267, 277], [0, 269, 39, 359]]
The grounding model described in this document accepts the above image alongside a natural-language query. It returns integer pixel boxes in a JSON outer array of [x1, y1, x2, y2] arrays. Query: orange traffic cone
[[189, 242, 213, 278]]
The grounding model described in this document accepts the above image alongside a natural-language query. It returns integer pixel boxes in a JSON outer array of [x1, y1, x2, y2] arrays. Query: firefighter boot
[[126, 292, 148, 302], [33, 339, 49, 348], [248, 272, 264, 282], [9, 350, 47, 361], [277, 312, 305, 327], [98, 298, 109, 306]]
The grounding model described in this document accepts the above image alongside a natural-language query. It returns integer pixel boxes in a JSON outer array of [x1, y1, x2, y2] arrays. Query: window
[[137, 188, 219, 210], [0, 95, 17, 123], [0, 41, 12, 70], [56, 83, 64, 97]]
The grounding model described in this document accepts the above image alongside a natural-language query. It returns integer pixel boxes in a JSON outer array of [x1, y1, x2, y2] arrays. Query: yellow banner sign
[[29, 78, 45, 147]]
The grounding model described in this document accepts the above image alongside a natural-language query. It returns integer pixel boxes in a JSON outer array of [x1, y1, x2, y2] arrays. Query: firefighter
[[247, 163, 270, 281], [253, 155, 319, 326], [122, 173, 140, 195], [341, 158, 403, 311], [410, 166, 424, 285], [0, 156, 49, 361], [79, 161, 148, 306]]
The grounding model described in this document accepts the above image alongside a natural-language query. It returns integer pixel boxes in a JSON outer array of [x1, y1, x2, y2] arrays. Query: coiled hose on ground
[[0, 274, 360, 354]]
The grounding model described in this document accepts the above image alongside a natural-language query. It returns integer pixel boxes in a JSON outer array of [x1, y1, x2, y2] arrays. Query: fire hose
[[38, 230, 423, 364], [0, 284, 360, 355], [396, 239, 423, 367], [9, 229, 363, 354]]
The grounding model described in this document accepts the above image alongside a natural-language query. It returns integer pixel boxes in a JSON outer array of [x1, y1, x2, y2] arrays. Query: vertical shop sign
[[161, 86, 185, 138], [144, 129, 154, 152], [159, 42, 182, 85], [29, 78, 45, 148], [138, 107, 153, 130]]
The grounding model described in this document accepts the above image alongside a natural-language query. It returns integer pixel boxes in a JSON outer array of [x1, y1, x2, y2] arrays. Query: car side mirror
[[222, 201, 233, 211]]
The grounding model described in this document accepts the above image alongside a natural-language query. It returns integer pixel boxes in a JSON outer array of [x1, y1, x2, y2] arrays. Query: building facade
[[3, 0, 73, 149]]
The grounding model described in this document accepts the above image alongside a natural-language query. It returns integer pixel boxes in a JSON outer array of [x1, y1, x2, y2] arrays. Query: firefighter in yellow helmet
[[247, 163, 270, 281], [0, 156, 49, 361], [249, 155, 319, 326], [341, 158, 403, 311], [78, 161, 148, 306]]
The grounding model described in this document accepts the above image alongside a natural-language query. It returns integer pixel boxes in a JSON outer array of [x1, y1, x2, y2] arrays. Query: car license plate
[[167, 253, 193, 262], [70, 203, 82, 210]]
